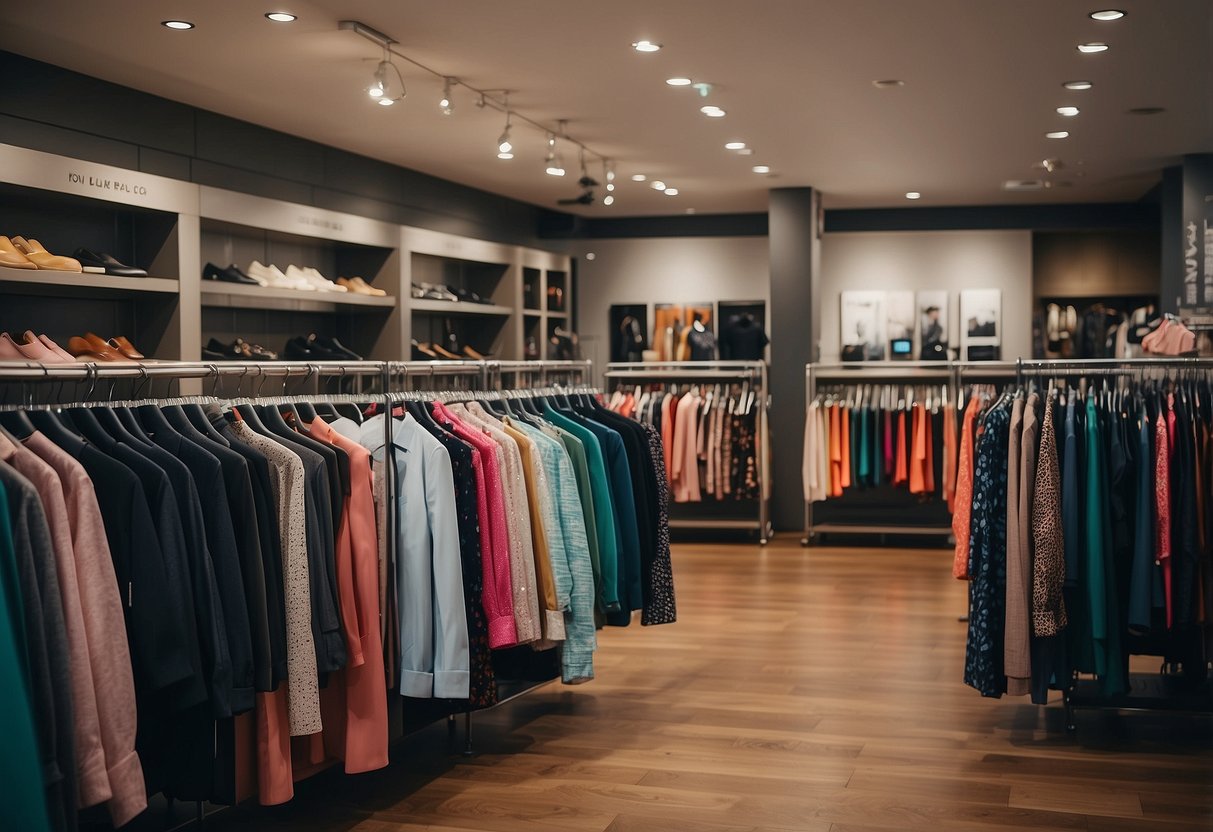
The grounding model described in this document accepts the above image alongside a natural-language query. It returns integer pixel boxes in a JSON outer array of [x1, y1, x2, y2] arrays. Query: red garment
[[923, 407, 936, 495], [883, 409, 894, 476], [943, 403, 959, 510], [1158, 400, 1174, 628], [952, 398, 981, 580], [894, 410, 908, 486], [431, 402, 519, 648], [840, 405, 852, 489], [308, 419, 389, 773]]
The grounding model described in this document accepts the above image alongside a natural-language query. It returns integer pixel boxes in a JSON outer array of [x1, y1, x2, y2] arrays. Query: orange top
[[909, 405, 926, 494], [828, 405, 843, 497], [923, 407, 936, 495], [894, 410, 908, 486], [951, 397, 982, 580]]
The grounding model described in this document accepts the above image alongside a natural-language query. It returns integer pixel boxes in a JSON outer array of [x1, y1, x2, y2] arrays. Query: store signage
[[298, 214, 344, 233], [67, 170, 149, 197], [0, 142, 199, 214]]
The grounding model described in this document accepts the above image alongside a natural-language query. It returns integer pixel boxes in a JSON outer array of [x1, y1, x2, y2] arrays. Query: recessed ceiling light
[[377, 98, 395, 107], [700, 105, 726, 118], [1089, 9, 1125, 20], [905, 191, 922, 200], [1127, 106, 1166, 115], [664, 188, 679, 196], [161, 20, 194, 29], [1077, 42, 1109, 53], [1063, 80, 1093, 90], [603, 195, 614, 206], [497, 151, 513, 160], [632, 40, 662, 52], [666, 77, 692, 86], [752, 165, 771, 174], [724, 141, 747, 150], [1056, 106, 1080, 117], [650, 180, 667, 190], [1046, 131, 1070, 139], [265, 12, 296, 22], [631, 174, 647, 182], [872, 79, 905, 89]]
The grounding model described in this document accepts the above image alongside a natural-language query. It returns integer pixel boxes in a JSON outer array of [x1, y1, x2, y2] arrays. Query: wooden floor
[[201, 538, 1213, 832]]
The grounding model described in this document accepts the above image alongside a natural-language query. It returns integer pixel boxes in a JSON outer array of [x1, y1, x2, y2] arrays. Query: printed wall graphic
[[840, 291, 887, 361], [916, 290, 949, 360], [960, 288, 1002, 360]]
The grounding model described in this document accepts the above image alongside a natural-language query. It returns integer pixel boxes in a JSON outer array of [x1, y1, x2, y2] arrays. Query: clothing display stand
[[966, 357, 1213, 732], [0, 358, 393, 832], [604, 360, 771, 544], [802, 362, 956, 545]]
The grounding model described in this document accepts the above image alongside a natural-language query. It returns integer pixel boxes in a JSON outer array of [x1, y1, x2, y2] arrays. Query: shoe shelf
[[409, 298, 513, 316], [0, 265, 179, 298], [200, 281, 396, 312]]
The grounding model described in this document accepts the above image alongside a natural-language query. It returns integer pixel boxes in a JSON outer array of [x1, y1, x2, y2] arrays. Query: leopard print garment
[[1030, 389, 1067, 637]]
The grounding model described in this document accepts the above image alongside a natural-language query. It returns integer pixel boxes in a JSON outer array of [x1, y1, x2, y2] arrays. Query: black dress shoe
[[451, 286, 491, 304], [309, 334, 362, 360], [283, 336, 339, 361], [73, 248, 147, 277], [203, 262, 260, 285]]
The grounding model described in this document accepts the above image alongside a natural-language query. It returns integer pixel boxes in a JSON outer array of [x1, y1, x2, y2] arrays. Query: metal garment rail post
[[604, 361, 771, 543], [802, 361, 956, 545]]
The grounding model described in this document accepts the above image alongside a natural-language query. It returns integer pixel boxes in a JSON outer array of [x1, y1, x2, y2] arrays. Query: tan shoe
[[11, 237, 82, 271], [108, 335, 145, 360], [336, 276, 363, 294], [349, 276, 387, 297], [0, 236, 37, 269], [68, 333, 128, 361]]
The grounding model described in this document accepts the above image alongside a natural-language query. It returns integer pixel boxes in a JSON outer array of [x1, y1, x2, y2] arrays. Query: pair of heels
[[0, 236, 81, 271]]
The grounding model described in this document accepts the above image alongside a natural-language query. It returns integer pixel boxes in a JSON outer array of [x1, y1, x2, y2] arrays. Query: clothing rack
[[954, 356, 1213, 731], [604, 361, 771, 544], [0, 357, 604, 829], [802, 362, 955, 544]]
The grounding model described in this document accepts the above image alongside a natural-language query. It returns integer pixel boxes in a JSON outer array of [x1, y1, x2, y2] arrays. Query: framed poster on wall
[[840, 291, 887, 361], [886, 291, 915, 359], [916, 290, 949, 360], [960, 288, 1001, 361]]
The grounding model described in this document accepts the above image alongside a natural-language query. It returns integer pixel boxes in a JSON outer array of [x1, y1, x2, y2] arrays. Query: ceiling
[[2, 0, 1210, 216]]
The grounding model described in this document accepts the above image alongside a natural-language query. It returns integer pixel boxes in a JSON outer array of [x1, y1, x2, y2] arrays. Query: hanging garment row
[[607, 382, 761, 503], [955, 374, 1213, 704], [802, 383, 957, 505], [0, 383, 674, 830]]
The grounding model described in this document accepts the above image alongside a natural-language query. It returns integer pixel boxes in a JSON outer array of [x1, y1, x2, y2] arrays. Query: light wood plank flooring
[[200, 539, 1213, 832]]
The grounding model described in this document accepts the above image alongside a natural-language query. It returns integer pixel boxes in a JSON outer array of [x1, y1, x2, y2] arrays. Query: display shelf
[[0, 265, 179, 297], [524, 309, 542, 318], [410, 298, 513, 316], [200, 281, 395, 312]]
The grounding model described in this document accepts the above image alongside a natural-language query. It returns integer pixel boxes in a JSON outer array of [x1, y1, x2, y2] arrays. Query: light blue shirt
[[360, 414, 469, 698]]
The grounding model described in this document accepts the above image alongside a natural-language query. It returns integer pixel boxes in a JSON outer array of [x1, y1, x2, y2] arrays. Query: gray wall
[[819, 230, 1034, 362], [571, 236, 771, 374]]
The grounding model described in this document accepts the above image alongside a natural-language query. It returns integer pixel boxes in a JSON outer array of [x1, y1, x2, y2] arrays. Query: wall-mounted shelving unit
[[0, 143, 572, 366]]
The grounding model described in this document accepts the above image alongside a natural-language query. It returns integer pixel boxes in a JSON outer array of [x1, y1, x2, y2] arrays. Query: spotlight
[[440, 77, 453, 115], [265, 12, 296, 22], [161, 20, 194, 29], [632, 40, 662, 52], [604, 194, 615, 206], [498, 114, 512, 155], [545, 132, 566, 176], [651, 180, 667, 190], [367, 45, 405, 105]]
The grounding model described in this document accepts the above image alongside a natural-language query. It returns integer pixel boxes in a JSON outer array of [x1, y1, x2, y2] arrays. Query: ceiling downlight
[[161, 20, 194, 29], [1089, 9, 1125, 20], [1077, 42, 1110, 53], [265, 12, 296, 22]]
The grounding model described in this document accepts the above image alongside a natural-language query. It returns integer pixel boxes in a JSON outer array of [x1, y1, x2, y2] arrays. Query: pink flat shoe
[[1, 331, 71, 363], [0, 332, 23, 360], [33, 332, 77, 363]]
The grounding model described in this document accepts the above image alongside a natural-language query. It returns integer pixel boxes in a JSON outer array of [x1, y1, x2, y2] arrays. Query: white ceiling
[[2, 0, 1210, 216]]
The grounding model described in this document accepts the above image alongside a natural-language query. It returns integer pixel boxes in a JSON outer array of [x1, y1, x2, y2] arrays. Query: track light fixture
[[605, 160, 615, 192], [440, 77, 454, 115], [367, 44, 405, 105], [340, 19, 618, 193], [497, 95, 514, 159]]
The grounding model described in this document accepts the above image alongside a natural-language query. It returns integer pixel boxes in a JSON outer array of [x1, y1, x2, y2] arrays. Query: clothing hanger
[[26, 409, 84, 450]]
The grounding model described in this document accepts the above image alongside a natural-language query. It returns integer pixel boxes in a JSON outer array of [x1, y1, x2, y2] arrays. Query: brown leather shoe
[[11, 237, 82, 271], [68, 333, 126, 361], [0, 236, 37, 269], [107, 336, 145, 360]]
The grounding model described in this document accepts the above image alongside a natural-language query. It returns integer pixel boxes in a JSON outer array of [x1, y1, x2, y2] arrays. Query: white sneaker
[[244, 260, 272, 287], [304, 266, 346, 292], [248, 260, 311, 289], [282, 265, 321, 291]]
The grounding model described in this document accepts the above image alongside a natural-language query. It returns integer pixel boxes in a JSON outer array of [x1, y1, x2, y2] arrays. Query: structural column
[[768, 187, 821, 531], [1160, 154, 1213, 314]]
